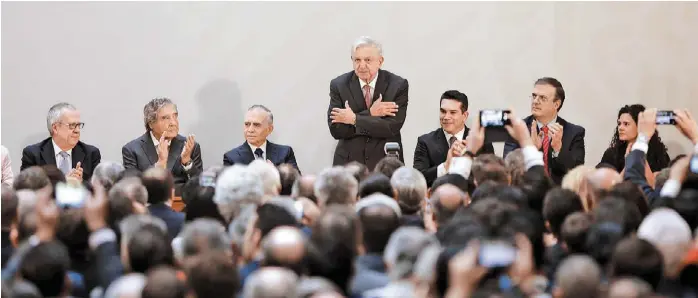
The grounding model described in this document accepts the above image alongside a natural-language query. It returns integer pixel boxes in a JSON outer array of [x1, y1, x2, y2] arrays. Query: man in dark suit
[[223, 105, 300, 172], [328, 36, 409, 170], [503, 77, 586, 184], [413, 90, 495, 187], [122, 98, 203, 195], [21, 103, 101, 182], [142, 167, 184, 241]]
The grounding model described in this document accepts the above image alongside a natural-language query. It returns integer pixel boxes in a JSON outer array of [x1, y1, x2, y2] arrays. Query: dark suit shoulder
[[123, 134, 147, 149], [331, 70, 355, 85], [379, 69, 407, 83], [417, 127, 443, 143], [558, 117, 585, 134], [76, 141, 100, 154]]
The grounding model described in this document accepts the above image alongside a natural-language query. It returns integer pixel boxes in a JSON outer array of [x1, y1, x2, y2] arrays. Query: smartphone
[[690, 154, 698, 174], [55, 182, 88, 208], [480, 109, 512, 128], [656, 110, 676, 125], [478, 240, 517, 268]]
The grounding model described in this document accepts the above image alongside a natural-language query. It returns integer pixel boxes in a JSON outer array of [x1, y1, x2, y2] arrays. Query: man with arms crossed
[[328, 36, 409, 170], [503, 77, 585, 184]]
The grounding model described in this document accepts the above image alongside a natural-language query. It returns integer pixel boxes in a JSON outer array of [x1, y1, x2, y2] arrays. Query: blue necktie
[[58, 151, 70, 175], [254, 148, 264, 160]]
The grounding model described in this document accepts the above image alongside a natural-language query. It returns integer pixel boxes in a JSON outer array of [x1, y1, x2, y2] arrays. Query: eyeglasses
[[58, 122, 85, 130], [530, 94, 553, 103]]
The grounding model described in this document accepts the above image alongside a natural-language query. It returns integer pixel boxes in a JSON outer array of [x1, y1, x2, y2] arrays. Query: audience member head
[[142, 167, 174, 205], [430, 184, 467, 229], [662, 188, 698, 232], [607, 277, 653, 298], [579, 168, 622, 210], [439, 90, 469, 135], [390, 167, 428, 215], [243, 200, 299, 262], [55, 208, 90, 266], [295, 277, 342, 298], [214, 165, 265, 223], [344, 161, 370, 184], [504, 148, 526, 186], [103, 273, 147, 298], [180, 176, 224, 224], [296, 197, 321, 227], [13, 166, 50, 191], [374, 156, 404, 178], [609, 181, 650, 217], [185, 252, 239, 298], [110, 176, 148, 206], [243, 267, 298, 298], [127, 224, 174, 273], [292, 175, 317, 204], [543, 188, 584, 237], [358, 173, 394, 199], [19, 240, 71, 297], [470, 182, 527, 208], [1, 185, 18, 231], [228, 205, 257, 262], [562, 165, 595, 205], [118, 214, 168, 268], [430, 173, 470, 197], [383, 227, 438, 280], [471, 154, 509, 185], [8, 280, 42, 298], [586, 221, 625, 268], [141, 266, 188, 298], [610, 237, 664, 290], [638, 208, 692, 278], [144, 98, 179, 139], [560, 212, 592, 254], [40, 165, 66, 195], [47, 102, 82, 149], [249, 159, 282, 197], [278, 164, 300, 196], [243, 104, 274, 147], [553, 255, 601, 298], [436, 210, 484, 247], [262, 226, 307, 276], [355, 193, 401, 254], [314, 166, 358, 208], [91, 161, 125, 192], [520, 166, 555, 214], [593, 197, 642, 236], [178, 218, 232, 262]]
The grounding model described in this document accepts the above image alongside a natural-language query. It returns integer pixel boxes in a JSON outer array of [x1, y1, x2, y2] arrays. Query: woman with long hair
[[599, 104, 670, 174]]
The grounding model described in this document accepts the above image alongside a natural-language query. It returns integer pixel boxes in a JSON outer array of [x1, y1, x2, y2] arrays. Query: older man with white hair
[[637, 208, 693, 284], [390, 167, 427, 227], [327, 36, 409, 170], [214, 165, 265, 223], [243, 267, 298, 298], [248, 159, 282, 198], [21, 102, 101, 182], [314, 166, 358, 208]]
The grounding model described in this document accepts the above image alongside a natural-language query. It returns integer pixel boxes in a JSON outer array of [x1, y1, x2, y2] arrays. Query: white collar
[[443, 127, 466, 142], [359, 71, 379, 90], [52, 139, 72, 156], [248, 141, 268, 155], [150, 131, 161, 146], [536, 115, 558, 129]]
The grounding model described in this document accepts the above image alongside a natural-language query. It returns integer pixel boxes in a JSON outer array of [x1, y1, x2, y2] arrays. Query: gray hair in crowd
[[355, 193, 402, 217], [46, 102, 77, 135], [91, 161, 125, 191], [143, 98, 176, 131], [109, 177, 148, 206], [352, 36, 383, 56], [243, 267, 298, 298], [214, 165, 265, 222], [248, 160, 281, 196], [555, 255, 601, 298], [390, 167, 427, 211], [103, 273, 147, 298], [248, 105, 274, 124], [412, 243, 443, 283], [16, 190, 38, 219], [118, 214, 168, 247], [383, 227, 438, 280], [314, 166, 358, 206], [295, 277, 341, 298], [179, 218, 232, 259], [228, 205, 258, 251]]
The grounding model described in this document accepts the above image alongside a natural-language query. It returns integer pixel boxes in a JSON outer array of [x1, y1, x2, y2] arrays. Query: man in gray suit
[[122, 98, 203, 195], [328, 36, 409, 171]]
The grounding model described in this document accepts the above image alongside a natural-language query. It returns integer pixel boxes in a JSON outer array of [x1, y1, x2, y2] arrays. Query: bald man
[[430, 184, 467, 230], [292, 175, 317, 204], [553, 255, 601, 298], [579, 168, 622, 210], [607, 278, 653, 298], [262, 226, 306, 276], [243, 267, 298, 298]]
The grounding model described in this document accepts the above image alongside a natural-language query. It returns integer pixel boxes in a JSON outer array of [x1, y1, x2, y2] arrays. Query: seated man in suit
[[503, 77, 586, 185], [413, 90, 495, 187], [223, 105, 300, 172], [122, 98, 203, 195], [21, 103, 101, 182]]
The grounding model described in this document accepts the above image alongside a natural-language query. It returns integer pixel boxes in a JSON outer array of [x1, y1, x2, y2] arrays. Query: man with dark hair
[[185, 252, 240, 298], [610, 237, 664, 290], [470, 154, 509, 186], [374, 156, 404, 178], [470, 183, 527, 208], [278, 163, 300, 196], [345, 161, 370, 184], [13, 166, 51, 191], [127, 225, 175, 274], [543, 188, 584, 238], [142, 167, 184, 240], [593, 197, 642, 236], [504, 78, 586, 184], [19, 241, 71, 298], [430, 173, 470, 196], [358, 173, 394, 199], [560, 212, 591, 254], [414, 90, 495, 187], [141, 266, 188, 298], [609, 181, 650, 217]]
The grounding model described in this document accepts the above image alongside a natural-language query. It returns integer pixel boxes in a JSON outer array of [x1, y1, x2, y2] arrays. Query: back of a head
[[520, 167, 555, 214], [40, 165, 66, 193], [243, 267, 298, 298], [562, 165, 595, 200], [110, 176, 149, 207], [383, 227, 438, 280], [295, 277, 341, 298], [593, 197, 642, 236], [180, 177, 224, 224], [431, 184, 467, 227], [471, 154, 509, 185], [358, 173, 393, 199], [664, 188, 698, 232], [13, 166, 50, 191], [180, 218, 232, 258], [278, 163, 300, 196], [19, 241, 71, 298], [185, 252, 239, 298], [471, 183, 527, 208], [141, 266, 188, 298], [292, 175, 317, 204], [104, 273, 147, 298], [142, 167, 174, 205], [262, 226, 306, 275], [9, 279, 42, 298], [609, 181, 650, 217], [256, 201, 299, 238], [436, 211, 484, 247], [344, 161, 370, 184], [1, 185, 18, 230], [214, 165, 265, 222], [308, 205, 359, 293], [607, 278, 654, 298], [431, 174, 470, 196], [543, 188, 584, 237], [554, 255, 601, 298], [92, 161, 125, 192], [504, 149, 526, 186], [249, 159, 282, 196], [610, 237, 664, 290], [314, 166, 358, 207], [128, 225, 174, 273], [586, 221, 625, 268], [561, 212, 592, 254], [356, 197, 401, 254], [390, 167, 427, 215], [374, 156, 404, 178]]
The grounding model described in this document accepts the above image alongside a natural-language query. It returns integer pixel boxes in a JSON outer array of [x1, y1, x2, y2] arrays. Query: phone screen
[[690, 155, 698, 174], [478, 241, 517, 268], [656, 110, 676, 125], [480, 110, 511, 128], [55, 182, 88, 208]]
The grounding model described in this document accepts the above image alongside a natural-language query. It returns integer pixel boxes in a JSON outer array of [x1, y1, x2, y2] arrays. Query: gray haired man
[[21, 102, 101, 182], [122, 98, 203, 195]]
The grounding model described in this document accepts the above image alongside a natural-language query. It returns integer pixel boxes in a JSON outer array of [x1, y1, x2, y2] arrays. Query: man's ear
[[463, 110, 470, 121], [252, 229, 262, 249], [392, 188, 399, 201]]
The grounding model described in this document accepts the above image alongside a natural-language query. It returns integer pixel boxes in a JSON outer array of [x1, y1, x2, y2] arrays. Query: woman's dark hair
[[608, 104, 670, 172]]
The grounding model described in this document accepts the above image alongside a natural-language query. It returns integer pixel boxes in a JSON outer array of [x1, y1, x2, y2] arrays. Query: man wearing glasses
[[21, 102, 101, 182], [503, 77, 586, 184]]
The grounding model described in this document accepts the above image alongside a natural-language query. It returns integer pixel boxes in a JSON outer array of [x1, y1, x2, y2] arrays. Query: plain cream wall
[[2, 2, 697, 175]]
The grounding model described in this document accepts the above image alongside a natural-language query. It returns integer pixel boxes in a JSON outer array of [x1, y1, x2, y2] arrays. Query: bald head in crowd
[[292, 175, 317, 204], [580, 168, 622, 209], [262, 226, 306, 275], [607, 278, 653, 298], [430, 184, 467, 228], [243, 267, 298, 298], [553, 255, 601, 298]]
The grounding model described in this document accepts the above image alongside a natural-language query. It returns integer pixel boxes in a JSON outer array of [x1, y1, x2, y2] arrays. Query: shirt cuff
[[89, 228, 117, 251], [660, 179, 681, 198], [522, 145, 544, 170], [448, 157, 472, 178], [632, 140, 649, 154], [437, 163, 447, 177]]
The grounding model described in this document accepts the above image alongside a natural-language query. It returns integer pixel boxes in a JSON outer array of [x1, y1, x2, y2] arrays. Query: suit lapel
[[266, 142, 277, 163], [238, 142, 255, 164], [167, 136, 184, 171], [40, 140, 57, 166], [434, 129, 448, 158], [140, 133, 159, 166], [348, 73, 367, 111], [72, 143, 85, 168], [373, 70, 388, 102]]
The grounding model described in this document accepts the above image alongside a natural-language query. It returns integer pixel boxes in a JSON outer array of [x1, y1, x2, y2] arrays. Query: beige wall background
[[2, 1, 698, 175]]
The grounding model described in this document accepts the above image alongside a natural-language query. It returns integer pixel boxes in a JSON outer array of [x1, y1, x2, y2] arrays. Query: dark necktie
[[542, 126, 550, 174], [448, 136, 458, 148], [254, 148, 264, 160]]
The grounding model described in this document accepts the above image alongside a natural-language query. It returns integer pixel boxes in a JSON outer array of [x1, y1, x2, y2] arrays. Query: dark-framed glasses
[[58, 122, 85, 130]]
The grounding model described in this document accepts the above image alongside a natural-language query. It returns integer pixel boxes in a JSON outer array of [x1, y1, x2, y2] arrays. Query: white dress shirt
[[536, 116, 560, 158], [1, 145, 14, 186], [52, 139, 73, 169], [150, 132, 193, 171], [248, 141, 268, 161], [436, 127, 466, 178], [359, 72, 379, 102]]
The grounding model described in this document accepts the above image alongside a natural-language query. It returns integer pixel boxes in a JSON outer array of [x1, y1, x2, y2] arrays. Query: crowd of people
[[1, 36, 698, 298]]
